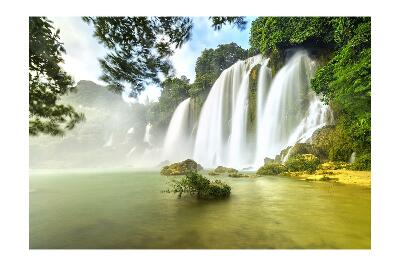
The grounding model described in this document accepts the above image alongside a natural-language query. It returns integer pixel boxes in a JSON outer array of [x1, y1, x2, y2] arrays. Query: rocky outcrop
[[160, 159, 203, 176]]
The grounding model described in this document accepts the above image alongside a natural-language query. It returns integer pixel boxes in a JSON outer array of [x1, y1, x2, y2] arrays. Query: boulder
[[160, 159, 203, 176]]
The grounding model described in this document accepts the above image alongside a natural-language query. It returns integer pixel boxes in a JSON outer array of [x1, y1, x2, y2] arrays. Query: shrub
[[349, 153, 371, 170], [256, 163, 287, 175], [165, 172, 231, 200], [285, 154, 320, 173]]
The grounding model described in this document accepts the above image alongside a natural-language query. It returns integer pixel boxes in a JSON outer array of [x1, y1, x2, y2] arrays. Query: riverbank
[[284, 169, 371, 188]]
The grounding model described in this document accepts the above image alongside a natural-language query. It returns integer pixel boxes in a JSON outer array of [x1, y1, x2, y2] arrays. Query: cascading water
[[193, 55, 265, 168], [163, 50, 333, 169], [254, 51, 333, 165], [162, 98, 192, 162], [254, 60, 273, 165]]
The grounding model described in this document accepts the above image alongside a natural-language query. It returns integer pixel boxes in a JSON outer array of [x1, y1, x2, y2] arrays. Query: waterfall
[[193, 55, 265, 168], [162, 98, 192, 162], [254, 60, 272, 165], [143, 123, 152, 145], [253, 51, 334, 165], [164, 51, 333, 169]]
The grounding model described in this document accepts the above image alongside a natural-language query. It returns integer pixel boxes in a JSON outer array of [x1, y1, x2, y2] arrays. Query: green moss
[[165, 172, 231, 200], [256, 162, 287, 175], [160, 159, 203, 176], [285, 154, 320, 173]]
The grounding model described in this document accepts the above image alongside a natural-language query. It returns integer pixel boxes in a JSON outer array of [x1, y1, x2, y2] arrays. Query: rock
[[214, 166, 238, 174], [264, 157, 274, 164], [160, 159, 203, 176]]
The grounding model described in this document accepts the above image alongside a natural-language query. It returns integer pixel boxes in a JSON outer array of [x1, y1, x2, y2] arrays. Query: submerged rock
[[228, 173, 250, 178], [160, 159, 203, 176]]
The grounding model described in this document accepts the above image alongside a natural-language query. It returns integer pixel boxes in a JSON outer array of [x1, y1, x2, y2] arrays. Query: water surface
[[30, 170, 370, 249]]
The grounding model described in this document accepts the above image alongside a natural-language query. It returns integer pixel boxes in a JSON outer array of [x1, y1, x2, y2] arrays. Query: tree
[[83, 17, 247, 98], [29, 17, 84, 136], [190, 42, 248, 98]]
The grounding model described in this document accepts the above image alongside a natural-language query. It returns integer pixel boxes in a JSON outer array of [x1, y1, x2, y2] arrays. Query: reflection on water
[[29, 170, 370, 249]]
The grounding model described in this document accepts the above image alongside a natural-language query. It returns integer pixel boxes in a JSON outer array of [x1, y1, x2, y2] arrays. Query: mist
[[29, 80, 165, 169]]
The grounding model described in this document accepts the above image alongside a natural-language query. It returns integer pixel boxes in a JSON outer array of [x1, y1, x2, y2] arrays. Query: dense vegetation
[[165, 172, 231, 199], [250, 17, 371, 169], [29, 17, 84, 136]]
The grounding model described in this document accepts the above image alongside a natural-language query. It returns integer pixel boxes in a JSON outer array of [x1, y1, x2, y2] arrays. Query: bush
[[165, 172, 231, 200], [160, 159, 203, 176], [285, 154, 320, 173], [256, 163, 287, 175], [349, 153, 371, 170]]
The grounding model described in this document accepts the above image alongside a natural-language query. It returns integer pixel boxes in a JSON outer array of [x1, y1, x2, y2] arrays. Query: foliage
[[250, 17, 371, 166], [285, 154, 320, 173], [210, 17, 247, 31], [256, 163, 287, 175], [349, 153, 371, 170], [160, 159, 203, 176], [190, 42, 248, 100], [29, 17, 85, 136], [214, 166, 238, 174], [84, 17, 247, 98], [165, 172, 231, 199], [147, 76, 190, 131]]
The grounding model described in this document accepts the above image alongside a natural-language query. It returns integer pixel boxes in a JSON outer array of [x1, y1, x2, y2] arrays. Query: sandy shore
[[284, 169, 371, 188]]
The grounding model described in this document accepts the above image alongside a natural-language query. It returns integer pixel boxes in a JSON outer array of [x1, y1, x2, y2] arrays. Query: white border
[[1, 0, 399, 265]]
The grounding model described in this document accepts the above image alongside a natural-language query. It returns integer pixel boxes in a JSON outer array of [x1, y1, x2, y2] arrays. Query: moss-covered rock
[[275, 143, 326, 163], [160, 159, 203, 176], [256, 162, 287, 175], [214, 166, 238, 174], [285, 154, 320, 173]]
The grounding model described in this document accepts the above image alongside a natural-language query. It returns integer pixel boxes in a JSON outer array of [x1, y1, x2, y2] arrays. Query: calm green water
[[30, 170, 370, 249]]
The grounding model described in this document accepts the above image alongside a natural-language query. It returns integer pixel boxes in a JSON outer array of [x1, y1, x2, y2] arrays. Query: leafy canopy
[[83, 17, 247, 98], [29, 17, 84, 136]]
